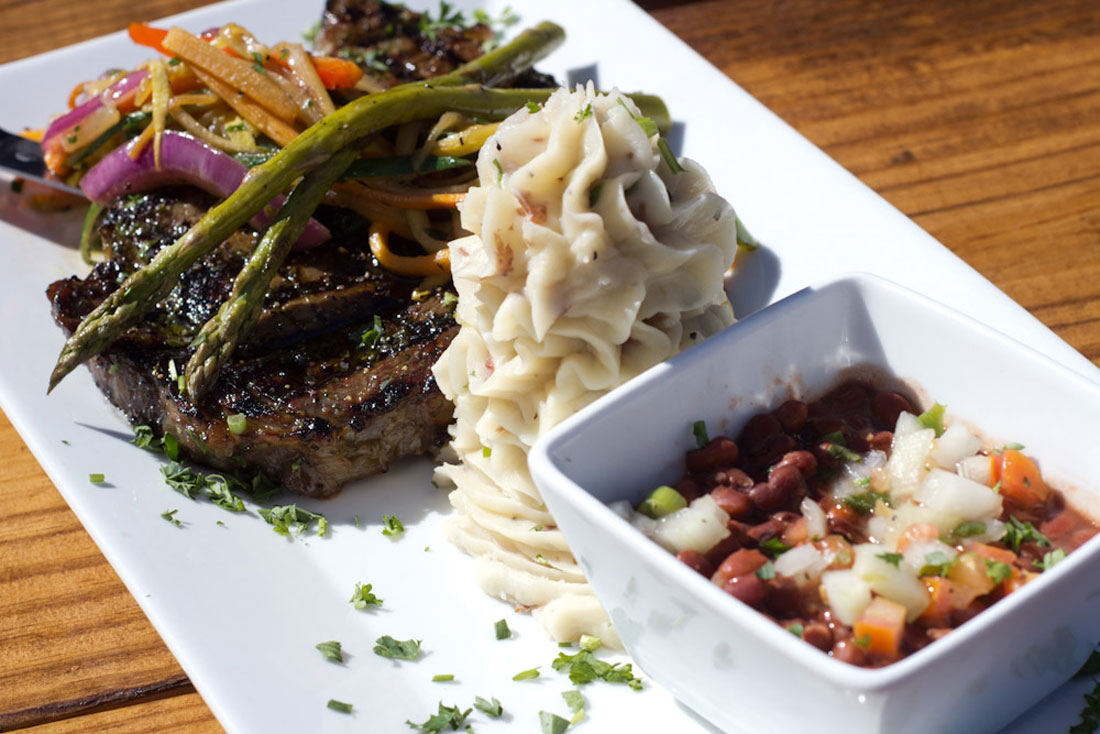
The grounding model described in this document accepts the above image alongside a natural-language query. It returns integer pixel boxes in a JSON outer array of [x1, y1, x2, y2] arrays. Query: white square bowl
[[529, 273, 1100, 734]]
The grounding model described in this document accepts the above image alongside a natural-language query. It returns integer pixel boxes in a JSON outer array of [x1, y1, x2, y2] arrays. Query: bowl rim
[[530, 271, 1100, 692]]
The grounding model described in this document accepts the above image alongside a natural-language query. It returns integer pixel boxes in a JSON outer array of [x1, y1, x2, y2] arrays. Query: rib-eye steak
[[48, 189, 457, 497]]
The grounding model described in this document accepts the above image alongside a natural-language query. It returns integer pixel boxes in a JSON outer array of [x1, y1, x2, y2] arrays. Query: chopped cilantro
[[350, 582, 383, 609], [205, 475, 245, 512], [382, 514, 405, 537], [526, 101, 541, 113], [877, 552, 904, 568], [841, 491, 891, 514], [259, 504, 328, 537], [918, 551, 956, 578], [1036, 548, 1066, 572], [473, 696, 503, 718], [315, 640, 343, 663], [406, 701, 470, 732], [853, 476, 872, 488], [951, 520, 986, 538], [512, 667, 540, 681], [574, 103, 593, 122], [359, 314, 384, 348], [579, 635, 602, 652], [551, 649, 643, 690], [692, 419, 709, 449], [1070, 678, 1100, 734], [327, 699, 353, 714], [985, 559, 1013, 585], [374, 635, 421, 660], [760, 537, 790, 557], [161, 509, 182, 527], [540, 711, 571, 734], [562, 689, 585, 724], [755, 560, 776, 579], [495, 619, 511, 640], [1003, 516, 1051, 552]]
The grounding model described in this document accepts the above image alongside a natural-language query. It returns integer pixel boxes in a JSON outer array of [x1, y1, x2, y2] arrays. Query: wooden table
[[1, 0, 1098, 730]]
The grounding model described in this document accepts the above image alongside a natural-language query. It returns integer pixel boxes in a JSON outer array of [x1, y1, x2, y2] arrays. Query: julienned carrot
[[357, 187, 466, 210], [128, 23, 171, 56], [369, 224, 450, 277], [310, 56, 364, 90], [853, 597, 906, 657], [189, 67, 298, 147], [993, 449, 1048, 507]]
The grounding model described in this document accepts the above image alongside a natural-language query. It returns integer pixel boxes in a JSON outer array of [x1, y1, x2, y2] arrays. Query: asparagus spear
[[48, 22, 566, 392], [184, 149, 357, 398]]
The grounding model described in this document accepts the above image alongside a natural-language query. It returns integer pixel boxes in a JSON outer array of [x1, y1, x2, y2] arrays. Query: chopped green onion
[[512, 667, 540, 681], [226, 413, 247, 434], [692, 419, 709, 448], [495, 619, 511, 640], [89, 473, 106, 484], [637, 485, 687, 518], [432, 674, 454, 682], [917, 403, 946, 437], [326, 699, 353, 714]]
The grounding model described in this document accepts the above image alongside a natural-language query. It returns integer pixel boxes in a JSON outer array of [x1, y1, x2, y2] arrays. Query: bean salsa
[[619, 378, 1098, 668]]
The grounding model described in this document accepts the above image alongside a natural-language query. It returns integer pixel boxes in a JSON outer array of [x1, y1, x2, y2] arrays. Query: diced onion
[[957, 454, 994, 486], [774, 543, 827, 583], [652, 495, 730, 554], [801, 497, 827, 541], [931, 423, 983, 469]]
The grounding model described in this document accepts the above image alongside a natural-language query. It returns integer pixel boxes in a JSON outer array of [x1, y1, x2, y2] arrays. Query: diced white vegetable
[[631, 512, 658, 537], [801, 497, 828, 541], [872, 502, 943, 547], [914, 468, 1003, 523], [894, 411, 924, 437], [957, 454, 994, 486], [609, 500, 634, 521], [887, 417, 935, 500], [833, 451, 889, 498], [851, 543, 930, 621], [652, 494, 730, 554], [820, 569, 872, 625], [901, 539, 957, 575], [931, 424, 983, 469], [774, 543, 828, 584]]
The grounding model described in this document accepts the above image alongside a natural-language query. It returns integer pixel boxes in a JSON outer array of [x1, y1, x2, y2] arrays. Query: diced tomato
[[897, 522, 940, 552]]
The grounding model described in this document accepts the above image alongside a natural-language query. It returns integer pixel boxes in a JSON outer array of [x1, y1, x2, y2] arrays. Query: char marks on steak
[[48, 189, 457, 497]]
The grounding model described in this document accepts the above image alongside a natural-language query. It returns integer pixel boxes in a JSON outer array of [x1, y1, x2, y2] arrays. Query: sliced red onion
[[79, 131, 329, 249], [43, 70, 148, 152]]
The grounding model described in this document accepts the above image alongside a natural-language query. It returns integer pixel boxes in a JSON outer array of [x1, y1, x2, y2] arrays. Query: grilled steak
[[314, 0, 556, 89], [48, 189, 457, 497]]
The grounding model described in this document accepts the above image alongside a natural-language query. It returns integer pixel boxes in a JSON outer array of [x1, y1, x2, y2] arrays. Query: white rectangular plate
[[0, 1, 1095, 732]]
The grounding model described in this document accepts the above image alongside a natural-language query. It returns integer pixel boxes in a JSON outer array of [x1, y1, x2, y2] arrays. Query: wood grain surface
[[1, 0, 1098, 731]]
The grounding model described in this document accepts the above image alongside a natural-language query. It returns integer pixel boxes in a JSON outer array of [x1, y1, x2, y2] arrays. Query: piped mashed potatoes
[[432, 83, 739, 642]]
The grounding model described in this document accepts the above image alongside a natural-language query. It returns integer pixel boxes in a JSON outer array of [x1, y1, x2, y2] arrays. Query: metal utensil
[[0, 127, 84, 197]]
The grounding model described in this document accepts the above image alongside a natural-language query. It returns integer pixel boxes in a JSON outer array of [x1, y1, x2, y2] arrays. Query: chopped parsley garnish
[[89, 473, 106, 484], [226, 413, 247, 434], [406, 701, 471, 732], [877, 552, 904, 568], [327, 699, 353, 714], [820, 430, 846, 444], [853, 476, 872, 489], [382, 514, 405, 537], [374, 635, 421, 660], [315, 640, 343, 663], [540, 711, 571, 734], [917, 403, 946, 437], [562, 689, 585, 724], [692, 419, 709, 449], [918, 551, 956, 578], [755, 560, 776, 580], [473, 696, 503, 718], [359, 314, 384, 349], [1078, 648, 1100, 678], [551, 649, 643, 690], [1003, 516, 1051, 552], [205, 476, 245, 512], [951, 520, 986, 538], [786, 622, 804, 637], [1036, 548, 1066, 572], [161, 509, 182, 527], [759, 537, 790, 557], [495, 619, 511, 639], [132, 424, 159, 450], [574, 103, 593, 122], [259, 504, 328, 537], [985, 559, 1013, 585], [350, 582, 383, 609], [825, 442, 862, 463], [432, 674, 454, 682], [163, 433, 180, 461], [1070, 678, 1100, 734], [841, 490, 891, 515], [512, 667, 540, 681], [526, 101, 541, 113]]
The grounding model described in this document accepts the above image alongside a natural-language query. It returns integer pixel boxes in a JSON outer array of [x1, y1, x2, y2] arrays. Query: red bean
[[806, 415, 845, 440], [677, 550, 715, 577], [705, 522, 749, 566], [713, 468, 754, 490], [714, 548, 768, 583], [754, 464, 804, 512], [802, 623, 833, 651], [766, 577, 801, 618], [675, 478, 703, 503], [747, 518, 786, 543], [686, 436, 740, 474], [744, 433, 797, 471], [831, 639, 867, 666], [869, 430, 893, 451], [711, 485, 753, 519], [723, 573, 768, 607], [738, 413, 781, 447], [773, 400, 808, 433], [871, 391, 913, 429], [822, 382, 870, 413], [777, 450, 817, 478]]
